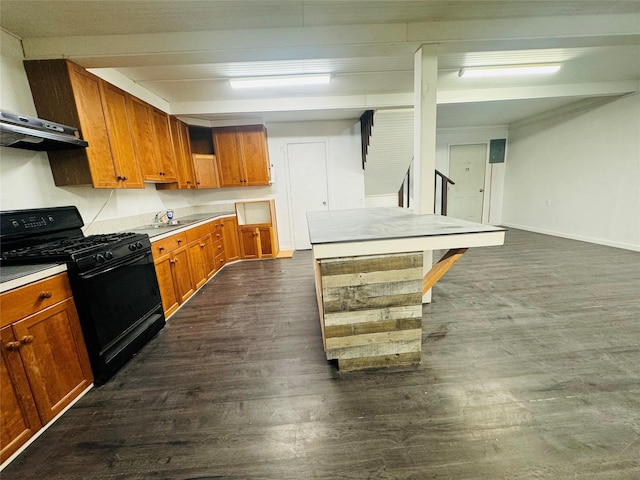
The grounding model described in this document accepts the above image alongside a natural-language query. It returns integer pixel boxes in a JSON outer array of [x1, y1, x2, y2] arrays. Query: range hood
[[0, 110, 88, 151]]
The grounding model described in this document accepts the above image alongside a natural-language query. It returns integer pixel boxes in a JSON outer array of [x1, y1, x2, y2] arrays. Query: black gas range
[[0, 206, 165, 384]]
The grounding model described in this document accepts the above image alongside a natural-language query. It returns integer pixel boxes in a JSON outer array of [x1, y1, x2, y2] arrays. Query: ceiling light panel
[[229, 74, 332, 89], [458, 64, 561, 78]]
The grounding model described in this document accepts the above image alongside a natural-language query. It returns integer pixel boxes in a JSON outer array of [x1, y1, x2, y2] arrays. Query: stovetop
[[0, 206, 153, 271], [0, 231, 150, 271]]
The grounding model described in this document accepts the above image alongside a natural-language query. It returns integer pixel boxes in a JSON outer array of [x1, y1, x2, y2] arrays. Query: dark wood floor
[[4, 229, 640, 479]]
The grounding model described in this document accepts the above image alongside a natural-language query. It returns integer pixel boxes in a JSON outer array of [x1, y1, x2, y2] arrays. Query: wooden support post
[[422, 248, 468, 295]]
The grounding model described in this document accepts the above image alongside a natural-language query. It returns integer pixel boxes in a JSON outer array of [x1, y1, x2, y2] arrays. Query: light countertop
[[307, 207, 505, 245]]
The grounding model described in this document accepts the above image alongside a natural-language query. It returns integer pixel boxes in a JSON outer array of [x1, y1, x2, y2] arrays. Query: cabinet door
[[222, 217, 241, 263], [213, 128, 244, 187], [67, 64, 119, 188], [151, 108, 177, 181], [12, 299, 93, 424], [193, 154, 220, 189], [239, 227, 260, 259], [239, 125, 270, 186], [171, 246, 195, 304], [170, 117, 196, 189], [187, 236, 212, 290], [100, 82, 143, 188], [258, 226, 275, 258], [1, 326, 42, 464], [129, 96, 163, 181], [154, 255, 180, 318]]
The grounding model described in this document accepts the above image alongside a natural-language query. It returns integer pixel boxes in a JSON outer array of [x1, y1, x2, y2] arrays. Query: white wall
[[265, 120, 365, 250], [435, 125, 509, 224], [503, 94, 640, 251]]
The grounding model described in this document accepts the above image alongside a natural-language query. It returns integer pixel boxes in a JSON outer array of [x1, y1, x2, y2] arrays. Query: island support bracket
[[422, 248, 468, 296]]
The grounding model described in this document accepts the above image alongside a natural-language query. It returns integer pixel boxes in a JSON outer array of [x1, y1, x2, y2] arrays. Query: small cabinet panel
[[99, 82, 143, 188], [239, 227, 260, 260], [188, 232, 215, 289], [1, 327, 42, 464], [170, 116, 196, 189], [214, 127, 244, 187], [193, 154, 220, 189], [150, 108, 177, 181], [154, 255, 180, 317], [128, 96, 164, 182], [222, 216, 241, 263], [240, 125, 271, 186], [12, 299, 93, 424]]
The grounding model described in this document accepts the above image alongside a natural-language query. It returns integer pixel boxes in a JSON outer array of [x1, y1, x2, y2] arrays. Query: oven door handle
[[78, 251, 151, 279]]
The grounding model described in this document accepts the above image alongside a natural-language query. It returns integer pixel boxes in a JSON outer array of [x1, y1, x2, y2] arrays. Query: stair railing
[[435, 169, 455, 215]]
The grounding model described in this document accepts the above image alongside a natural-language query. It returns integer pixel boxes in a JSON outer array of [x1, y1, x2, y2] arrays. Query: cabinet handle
[[5, 341, 21, 351], [177, 239, 182, 244], [218, 245, 222, 250], [39, 291, 53, 299], [20, 335, 34, 344], [170, 258, 177, 264], [216, 234, 221, 238], [200, 243, 205, 248]]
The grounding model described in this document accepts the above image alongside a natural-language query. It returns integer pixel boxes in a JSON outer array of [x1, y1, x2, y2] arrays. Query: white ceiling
[[1, 1, 639, 126]]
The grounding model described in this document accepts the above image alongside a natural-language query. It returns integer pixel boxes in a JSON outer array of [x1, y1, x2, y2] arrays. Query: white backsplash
[[83, 203, 236, 235]]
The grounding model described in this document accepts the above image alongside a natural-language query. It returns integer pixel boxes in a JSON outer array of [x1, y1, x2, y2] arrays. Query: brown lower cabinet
[[152, 232, 195, 318], [221, 216, 240, 264], [0, 273, 93, 464], [152, 216, 242, 318], [187, 224, 216, 290], [238, 226, 277, 259]]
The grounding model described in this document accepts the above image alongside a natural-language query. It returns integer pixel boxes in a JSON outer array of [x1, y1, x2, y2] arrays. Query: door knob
[[322, 201, 327, 206]]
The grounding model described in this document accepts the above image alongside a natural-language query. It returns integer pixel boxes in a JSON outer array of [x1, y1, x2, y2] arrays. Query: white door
[[447, 144, 487, 222], [287, 142, 329, 250]]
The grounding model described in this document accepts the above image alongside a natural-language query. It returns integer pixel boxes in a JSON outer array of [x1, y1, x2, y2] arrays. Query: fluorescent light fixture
[[229, 74, 332, 89], [458, 63, 561, 78]]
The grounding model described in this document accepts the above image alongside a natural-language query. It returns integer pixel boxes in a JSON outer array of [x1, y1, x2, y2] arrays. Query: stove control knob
[[95, 253, 105, 263], [135, 242, 144, 250], [129, 244, 137, 251], [104, 251, 113, 260]]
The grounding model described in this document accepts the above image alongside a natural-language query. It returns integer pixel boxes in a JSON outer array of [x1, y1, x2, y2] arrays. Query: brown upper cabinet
[[213, 125, 271, 187], [128, 96, 177, 183], [24, 59, 144, 188], [170, 117, 196, 189]]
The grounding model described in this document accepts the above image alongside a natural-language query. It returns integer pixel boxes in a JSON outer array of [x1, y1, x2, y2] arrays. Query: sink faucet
[[154, 210, 173, 224]]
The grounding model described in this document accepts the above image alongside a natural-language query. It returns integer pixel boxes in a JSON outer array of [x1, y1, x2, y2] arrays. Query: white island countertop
[[308, 207, 505, 258]]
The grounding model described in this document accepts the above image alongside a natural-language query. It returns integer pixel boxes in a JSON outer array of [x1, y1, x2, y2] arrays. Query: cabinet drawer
[[186, 223, 211, 243], [213, 238, 224, 257], [152, 232, 187, 258], [0, 273, 72, 328], [215, 251, 226, 271], [210, 218, 224, 236], [210, 222, 223, 242]]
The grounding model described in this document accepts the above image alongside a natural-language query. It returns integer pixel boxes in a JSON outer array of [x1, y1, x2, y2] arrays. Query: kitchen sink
[[137, 220, 187, 229]]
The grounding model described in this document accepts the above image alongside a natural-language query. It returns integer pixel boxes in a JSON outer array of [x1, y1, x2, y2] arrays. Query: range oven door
[[70, 250, 165, 384]]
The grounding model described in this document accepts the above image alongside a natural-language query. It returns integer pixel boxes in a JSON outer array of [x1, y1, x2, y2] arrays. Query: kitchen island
[[308, 207, 505, 371]]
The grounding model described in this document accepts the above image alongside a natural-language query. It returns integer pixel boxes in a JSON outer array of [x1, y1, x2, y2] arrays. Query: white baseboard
[[501, 222, 640, 252]]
